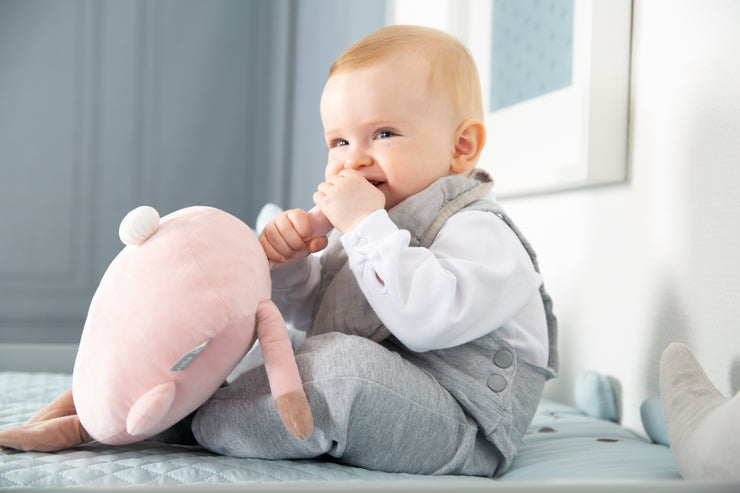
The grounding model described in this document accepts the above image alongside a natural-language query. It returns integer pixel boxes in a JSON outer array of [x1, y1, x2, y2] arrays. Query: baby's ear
[[451, 119, 486, 174]]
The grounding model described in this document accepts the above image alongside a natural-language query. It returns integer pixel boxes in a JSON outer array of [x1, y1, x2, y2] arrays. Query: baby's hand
[[314, 169, 385, 233], [259, 209, 328, 269]]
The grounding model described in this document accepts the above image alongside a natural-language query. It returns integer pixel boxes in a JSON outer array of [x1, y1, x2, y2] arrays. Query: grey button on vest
[[494, 349, 514, 368], [487, 374, 507, 392]]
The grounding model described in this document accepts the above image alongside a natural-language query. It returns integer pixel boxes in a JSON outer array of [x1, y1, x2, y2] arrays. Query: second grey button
[[487, 374, 507, 392]]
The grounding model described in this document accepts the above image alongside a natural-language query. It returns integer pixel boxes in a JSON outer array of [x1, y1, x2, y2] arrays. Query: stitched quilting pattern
[[1, 444, 437, 488], [1, 372, 680, 486], [0, 372, 467, 488]]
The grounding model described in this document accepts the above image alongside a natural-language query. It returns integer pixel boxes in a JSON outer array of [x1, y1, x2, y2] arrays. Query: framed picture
[[387, 0, 632, 197]]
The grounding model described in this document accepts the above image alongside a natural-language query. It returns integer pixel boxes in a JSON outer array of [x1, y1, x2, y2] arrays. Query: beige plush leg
[[0, 388, 92, 452], [26, 388, 77, 424], [0, 415, 92, 452], [660, 342, 740, 480]]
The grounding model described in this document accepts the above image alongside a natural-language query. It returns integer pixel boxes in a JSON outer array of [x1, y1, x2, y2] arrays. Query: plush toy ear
[[660, 342, 740, 480], [119, 205, 160, 246], [640, 396, 669, 446], [574, 370, 621, 422]]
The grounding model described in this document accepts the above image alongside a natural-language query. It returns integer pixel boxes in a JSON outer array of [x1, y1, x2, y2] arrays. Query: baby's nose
[[344, 150, 372, 169]]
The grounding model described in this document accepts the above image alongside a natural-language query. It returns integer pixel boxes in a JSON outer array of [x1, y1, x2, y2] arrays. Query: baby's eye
[[376, 129, 396, 140], [330, 138, 349, 148]]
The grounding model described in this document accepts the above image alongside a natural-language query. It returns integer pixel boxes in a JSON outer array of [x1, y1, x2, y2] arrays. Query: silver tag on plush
[[170, 338, 212, 371]]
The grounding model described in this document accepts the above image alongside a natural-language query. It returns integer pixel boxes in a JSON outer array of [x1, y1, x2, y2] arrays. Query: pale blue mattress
[[0, 371, 680, 488]]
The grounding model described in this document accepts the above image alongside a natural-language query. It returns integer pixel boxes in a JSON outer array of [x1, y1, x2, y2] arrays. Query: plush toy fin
[[126, 381, 176, 437], [660, 342, 740, 480], [0, 389, 92, 452], [256, 300, 313, 440]]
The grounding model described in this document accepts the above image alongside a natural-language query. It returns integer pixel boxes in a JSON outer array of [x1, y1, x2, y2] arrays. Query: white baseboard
[[0, 343, 77, 373]]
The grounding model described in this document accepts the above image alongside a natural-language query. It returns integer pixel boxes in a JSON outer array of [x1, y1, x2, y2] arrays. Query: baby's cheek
[[324, 154, 346, 179], [323, 164, 333, 181]]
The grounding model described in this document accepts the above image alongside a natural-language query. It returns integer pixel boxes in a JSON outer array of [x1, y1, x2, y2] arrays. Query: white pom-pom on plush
[[119, 206, 161, 246]]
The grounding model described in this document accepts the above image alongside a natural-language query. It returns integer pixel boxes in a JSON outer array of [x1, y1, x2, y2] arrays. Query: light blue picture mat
[[490, 0, 574, 111]]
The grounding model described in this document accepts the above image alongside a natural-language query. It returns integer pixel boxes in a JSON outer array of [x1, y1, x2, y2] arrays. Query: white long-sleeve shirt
[[271, 194, 549, 368]]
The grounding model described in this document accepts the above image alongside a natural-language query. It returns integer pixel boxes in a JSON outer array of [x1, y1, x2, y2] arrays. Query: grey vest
[[306, 169, 558, 466]]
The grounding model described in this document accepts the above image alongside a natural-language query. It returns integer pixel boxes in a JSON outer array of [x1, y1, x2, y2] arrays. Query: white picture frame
[[386, 0, 632, 197]]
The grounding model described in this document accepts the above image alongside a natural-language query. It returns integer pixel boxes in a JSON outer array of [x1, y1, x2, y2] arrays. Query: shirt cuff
[[340, 209, 399, 251]]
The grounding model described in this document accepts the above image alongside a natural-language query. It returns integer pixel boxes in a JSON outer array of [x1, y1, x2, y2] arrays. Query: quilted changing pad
[[0, 371, 680, 488]]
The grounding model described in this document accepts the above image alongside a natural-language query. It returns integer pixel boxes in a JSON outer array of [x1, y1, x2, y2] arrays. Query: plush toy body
[[660, 342, 740, 480], [0, 205, 331, 451]]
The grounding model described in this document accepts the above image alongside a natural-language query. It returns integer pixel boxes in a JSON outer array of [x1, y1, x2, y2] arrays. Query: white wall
[[501, 0, 740, 433]]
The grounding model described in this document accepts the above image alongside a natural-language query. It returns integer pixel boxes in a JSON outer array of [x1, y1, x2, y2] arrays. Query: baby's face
[[320, 53, 460, 210]]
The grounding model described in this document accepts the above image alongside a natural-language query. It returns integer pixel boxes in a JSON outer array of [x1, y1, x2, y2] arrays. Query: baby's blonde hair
[[329, 25, 484, 122]]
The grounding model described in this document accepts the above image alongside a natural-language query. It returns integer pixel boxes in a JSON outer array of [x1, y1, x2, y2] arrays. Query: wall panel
[[0, 0, 98, 341], [0, 0, 293, 345]]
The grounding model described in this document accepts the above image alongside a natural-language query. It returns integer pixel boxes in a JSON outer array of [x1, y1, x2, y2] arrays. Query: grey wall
[[0, 0, 384, 345]]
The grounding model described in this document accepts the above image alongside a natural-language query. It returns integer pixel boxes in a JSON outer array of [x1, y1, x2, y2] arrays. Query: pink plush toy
[[0, 205, 331, 451]]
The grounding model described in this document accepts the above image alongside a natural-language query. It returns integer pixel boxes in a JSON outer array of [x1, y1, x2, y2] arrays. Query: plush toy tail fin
[[256, 300, 313, 440], [126, 381, 176, 438]]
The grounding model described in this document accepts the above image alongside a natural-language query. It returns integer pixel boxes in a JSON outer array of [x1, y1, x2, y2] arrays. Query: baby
[[193, 25, 558, 478]]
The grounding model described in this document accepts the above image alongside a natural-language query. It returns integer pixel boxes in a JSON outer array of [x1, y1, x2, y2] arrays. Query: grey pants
[[192, 332, 505, 476]]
